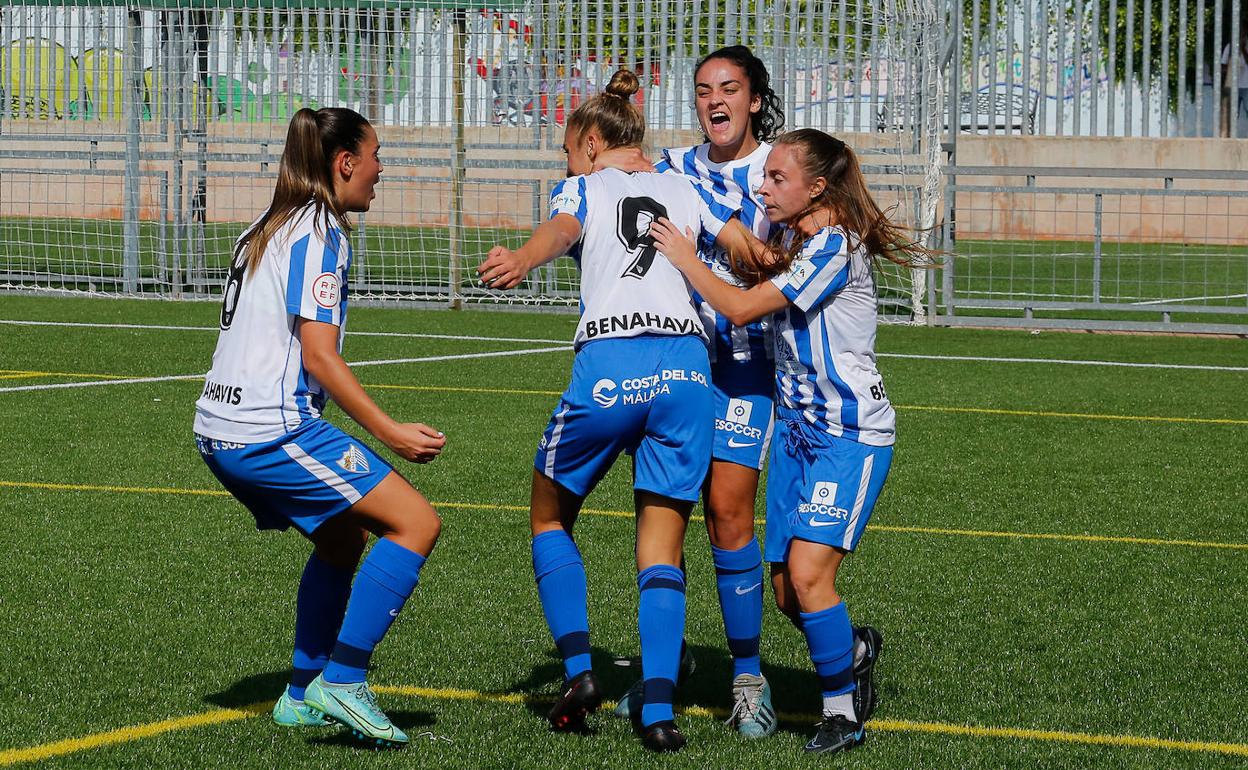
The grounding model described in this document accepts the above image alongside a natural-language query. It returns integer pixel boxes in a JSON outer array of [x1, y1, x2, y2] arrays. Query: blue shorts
[[535, 334, 713, 503], [710, 358, 775, 471], [196, 419, 394, 536], [763, 417, 893, 563]]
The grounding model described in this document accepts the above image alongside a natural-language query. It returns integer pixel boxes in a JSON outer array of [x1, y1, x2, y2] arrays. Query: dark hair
[[235, 107, 371, 274], [735, 129, 932, 284], [694, 45, 785, 143], [565, 69, 644, 149]]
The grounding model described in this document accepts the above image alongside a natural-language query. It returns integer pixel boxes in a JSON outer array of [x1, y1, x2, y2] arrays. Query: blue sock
[[800, 602, 856, 711], [289, 553, 353, 699], [638, 564, 686, 727], [532, 530, 591, 682], [711, 538, 764, 677], [322, 538, 426, 684]]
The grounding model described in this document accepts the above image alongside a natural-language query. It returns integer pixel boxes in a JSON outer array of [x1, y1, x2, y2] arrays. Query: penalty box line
[[2, 481, 1246, 552], [2, 682, 1245, 766]]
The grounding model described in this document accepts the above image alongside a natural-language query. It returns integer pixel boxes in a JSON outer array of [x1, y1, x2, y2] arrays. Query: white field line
[[0, 346, 571, 393], [877, 353, 1248, 372], [1129, 293, 1248, 306], [3, 318, 1245, 372], [0, 319, 570, 345]]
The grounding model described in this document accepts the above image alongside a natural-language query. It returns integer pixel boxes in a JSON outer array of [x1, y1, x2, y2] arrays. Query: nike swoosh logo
[[389, 609, 400, 617], [324, 689, 393, 737], [727, 438, 758, 448], [809, 517, 839, 527], [735, 582, 762, 595]]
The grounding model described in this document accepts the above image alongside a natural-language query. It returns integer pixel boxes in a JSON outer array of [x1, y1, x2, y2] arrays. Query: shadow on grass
[[205, 670, 289, 710], [507, 642, 830, 739]]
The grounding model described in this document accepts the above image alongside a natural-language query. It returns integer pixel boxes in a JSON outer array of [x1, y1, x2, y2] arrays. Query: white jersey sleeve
[[285, 220, 350, 326], [769, 228, 850, 311], [549, 176, 589, 226]]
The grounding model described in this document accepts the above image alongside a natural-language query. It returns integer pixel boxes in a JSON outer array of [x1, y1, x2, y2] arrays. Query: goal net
[[0, 0, 944, 318]]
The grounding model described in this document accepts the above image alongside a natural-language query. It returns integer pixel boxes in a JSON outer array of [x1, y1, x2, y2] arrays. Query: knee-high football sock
[[322, 538, 426, 684], [711, 537, 764, 677], [532, 529, 591, 681], [289, 553, 353, 699], [800, 602, 857, 720], [638, 564, 686, 726]]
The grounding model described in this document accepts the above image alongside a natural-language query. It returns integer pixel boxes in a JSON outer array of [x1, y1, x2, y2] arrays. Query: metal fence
[[2, 1, 1247, 333], [954, 0, 1247, 138], [941, 165, 1248, 332]]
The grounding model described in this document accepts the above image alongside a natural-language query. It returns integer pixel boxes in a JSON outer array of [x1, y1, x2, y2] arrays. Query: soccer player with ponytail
[[478, 70, 736, 753], [194, 107, 443, 748], [652, 128, 929, 754]]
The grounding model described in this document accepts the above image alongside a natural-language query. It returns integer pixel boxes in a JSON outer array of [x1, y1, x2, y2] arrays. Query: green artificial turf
[[0, 295, 1244, 769]]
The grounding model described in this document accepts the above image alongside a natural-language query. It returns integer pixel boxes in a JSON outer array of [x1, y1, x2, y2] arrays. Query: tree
[[1092, 0, 1245, 111]]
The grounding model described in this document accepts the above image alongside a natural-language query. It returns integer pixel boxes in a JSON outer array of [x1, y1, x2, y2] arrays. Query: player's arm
[[477, 213, 582, 290], [299, 319, 445, 463], [651, 217, 788, 326]]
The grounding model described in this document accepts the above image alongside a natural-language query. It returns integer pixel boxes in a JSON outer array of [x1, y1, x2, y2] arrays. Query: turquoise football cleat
[[272, 685, 334, 727], [303, 675, 409, 747]]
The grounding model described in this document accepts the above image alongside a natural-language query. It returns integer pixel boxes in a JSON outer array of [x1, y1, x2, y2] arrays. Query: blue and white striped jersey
[[549, 168, 733, 351], [194, 202, 352, 443], [657, 142, 776, 364], [769, 226, 896, 446]]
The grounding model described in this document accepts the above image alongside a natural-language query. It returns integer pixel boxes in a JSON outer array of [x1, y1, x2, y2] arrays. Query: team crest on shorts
[[337, 444, 370, 473]]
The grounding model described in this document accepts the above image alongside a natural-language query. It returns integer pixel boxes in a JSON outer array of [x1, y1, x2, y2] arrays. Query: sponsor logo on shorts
[[798, 480, 849, 526], [716, 397, 764, 443], [594, 370, 707, 409], [592, 378, 618, 408], [337, 444, 370, 473], [312, 272, 340, 309]]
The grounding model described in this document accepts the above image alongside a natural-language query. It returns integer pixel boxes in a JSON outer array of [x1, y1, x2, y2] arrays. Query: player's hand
[[382, 422, 446, 464], [649, 218, 698, 271], [477, 245, 529, 290]]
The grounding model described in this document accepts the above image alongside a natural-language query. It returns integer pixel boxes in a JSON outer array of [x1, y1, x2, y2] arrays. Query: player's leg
[[634, 492, 692, 751], [703, 365, 773, 703], [530, 470, 603, 731], [628, 336, 713, 752], [532, 340, 639, 731], [304, 470, 440, 746], [274, 515, 366, 727], [785, 434, 893, 754]]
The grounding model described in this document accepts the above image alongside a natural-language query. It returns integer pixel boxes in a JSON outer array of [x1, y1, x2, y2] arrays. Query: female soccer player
[[193, 107, 444, 748], [651, 128, 927, 754], [476, 69, 733, 753], [607, 45, 787, 738]]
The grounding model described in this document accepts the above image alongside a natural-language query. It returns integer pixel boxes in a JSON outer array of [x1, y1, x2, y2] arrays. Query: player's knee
[[704, 497, 757, 549], [787, 562, 833, 604]]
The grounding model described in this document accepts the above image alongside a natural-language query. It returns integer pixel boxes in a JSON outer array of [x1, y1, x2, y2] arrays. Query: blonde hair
[[235, 107, 370, 274], [565, 69, 644, 149]]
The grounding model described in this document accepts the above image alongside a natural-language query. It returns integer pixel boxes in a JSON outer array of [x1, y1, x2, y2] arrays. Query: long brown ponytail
[[235, 107, 370, 274], [733, 129, 934, 284]]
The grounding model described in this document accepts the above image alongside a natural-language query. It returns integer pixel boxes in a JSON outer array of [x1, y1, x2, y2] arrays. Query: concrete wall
[[952, 136, 1248, 245]]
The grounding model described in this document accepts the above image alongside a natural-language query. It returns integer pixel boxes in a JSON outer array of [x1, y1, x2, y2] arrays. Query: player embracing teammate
[[478, 69, 740, 752], [652, 127, 929, 753]]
